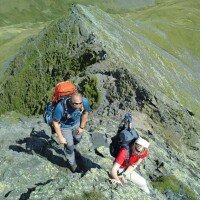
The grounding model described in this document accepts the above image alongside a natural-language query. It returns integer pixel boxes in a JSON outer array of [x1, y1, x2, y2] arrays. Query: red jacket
[[115, 147, 149, 169]]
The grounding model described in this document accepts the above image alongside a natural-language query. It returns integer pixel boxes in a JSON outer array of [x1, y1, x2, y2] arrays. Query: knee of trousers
[[74, 137, 82, 145], [65, 144, 75, 154], [138, 178, 147, 187]]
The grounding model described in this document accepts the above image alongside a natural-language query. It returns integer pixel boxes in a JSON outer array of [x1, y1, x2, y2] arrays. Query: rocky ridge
[[0, 4, 199, 200], [0, 109, 199, 200]]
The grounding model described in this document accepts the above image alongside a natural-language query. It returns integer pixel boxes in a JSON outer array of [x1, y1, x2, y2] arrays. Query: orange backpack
[[43, 81, 77, 125], [52, 81, 77, 103]]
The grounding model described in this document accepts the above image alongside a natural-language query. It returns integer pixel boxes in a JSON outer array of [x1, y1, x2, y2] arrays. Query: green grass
[[79, 76, 101, 110], [0, 0, 153, 27], [63, 191, 104, 200], [0, 111, 25, 124], [152, 175, 198, 200], [0, 22, 48, 79], [0, 0, 143, 75], [123, 0, 200, 69], [0, 11, 103, 115], [118, 0, 200, 116]]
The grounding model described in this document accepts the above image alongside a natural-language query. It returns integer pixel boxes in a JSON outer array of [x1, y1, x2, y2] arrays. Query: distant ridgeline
[[0, 0, 154, 26], [0, 4, 199, 150], [0, 2, 199, 119]]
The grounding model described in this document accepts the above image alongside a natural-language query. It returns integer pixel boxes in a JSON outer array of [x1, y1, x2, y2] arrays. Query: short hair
[[71, 93, 82, 101]]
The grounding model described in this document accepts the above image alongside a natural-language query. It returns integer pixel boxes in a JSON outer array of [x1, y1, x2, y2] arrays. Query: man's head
[[70, 93, 83, 109]]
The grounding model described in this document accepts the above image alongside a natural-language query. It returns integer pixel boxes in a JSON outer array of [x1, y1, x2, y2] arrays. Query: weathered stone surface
[[0, 111, 199, 200]]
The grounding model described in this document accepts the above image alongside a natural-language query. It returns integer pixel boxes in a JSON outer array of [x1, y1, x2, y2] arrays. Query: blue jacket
[[53, 97, 91, 128]]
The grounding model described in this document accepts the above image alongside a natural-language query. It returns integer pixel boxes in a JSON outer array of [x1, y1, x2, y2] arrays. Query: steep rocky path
[[0, 111, 199, 200]]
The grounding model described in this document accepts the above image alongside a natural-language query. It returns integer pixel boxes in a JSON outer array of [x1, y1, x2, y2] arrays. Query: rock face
[[0, 3, 199, 200], [0, 111, 199, 200]]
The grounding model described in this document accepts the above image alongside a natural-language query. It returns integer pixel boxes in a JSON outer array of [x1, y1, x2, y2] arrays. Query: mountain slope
[[0, 0, 199, 173], [0, 0, 155, 26], [123, 0, 200, 114], [0, 2, 199, 199], [0, 3, 199, 115], [0, 0, 155, 75]]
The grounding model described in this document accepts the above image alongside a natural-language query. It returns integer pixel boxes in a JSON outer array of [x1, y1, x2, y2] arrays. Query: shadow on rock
[[9, 128, 101, 174], [9, 128, 68, 168], [75, 149, 101, 176]]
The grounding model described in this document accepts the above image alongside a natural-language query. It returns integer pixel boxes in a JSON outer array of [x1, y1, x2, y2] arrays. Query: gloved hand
[[124, 113, 132, 124]]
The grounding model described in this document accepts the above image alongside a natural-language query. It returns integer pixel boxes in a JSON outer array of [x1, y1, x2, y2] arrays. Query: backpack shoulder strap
[[123, 146, 131, 161], [60, 97, 70, 117], [80, 104, 85, 113], [130, 128, 139, 140]]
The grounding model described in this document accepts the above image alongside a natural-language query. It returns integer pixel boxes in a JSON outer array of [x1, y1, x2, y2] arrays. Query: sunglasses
[[72, 102, 82, 105]]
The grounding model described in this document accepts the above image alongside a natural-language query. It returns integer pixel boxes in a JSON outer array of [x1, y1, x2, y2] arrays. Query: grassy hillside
[[0, 22, 47, 78], [118, 0, 200, 115], [0, 0, 154, 26], [127, 0, 200, 62], [0, 0, 154, 78]]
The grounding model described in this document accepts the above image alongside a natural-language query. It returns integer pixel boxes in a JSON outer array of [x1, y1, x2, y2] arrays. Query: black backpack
[[109, 128, 139, 159]]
